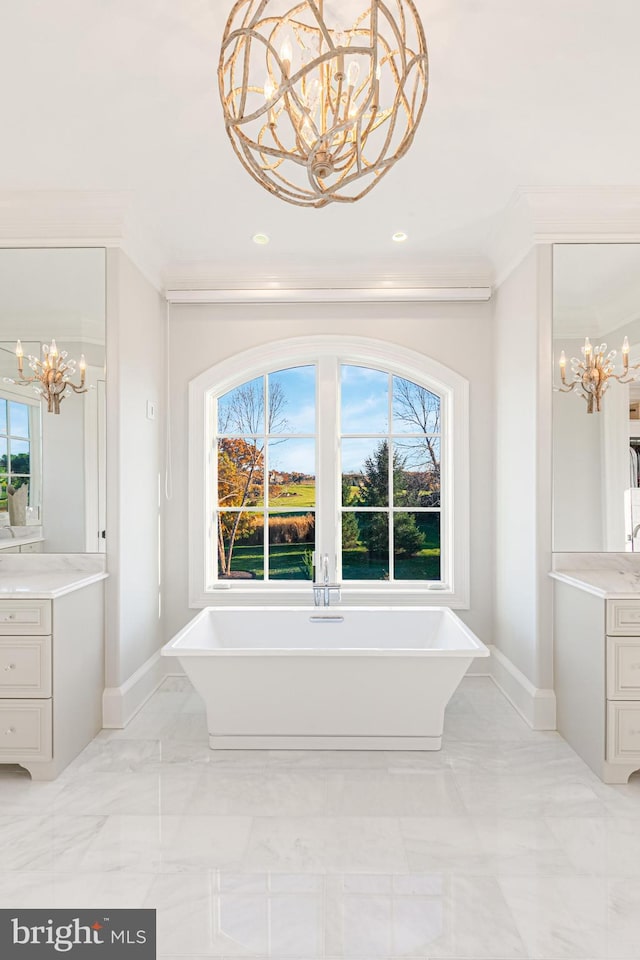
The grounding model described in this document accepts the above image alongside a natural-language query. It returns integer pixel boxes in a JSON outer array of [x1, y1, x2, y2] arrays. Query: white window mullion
[[207, 393, 218, 588], [317, 356, 339, 583]]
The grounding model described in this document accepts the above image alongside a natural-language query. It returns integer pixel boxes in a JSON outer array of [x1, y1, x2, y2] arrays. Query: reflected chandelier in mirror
[[557, 335, 640, 414], [7, 339, 87, 415]]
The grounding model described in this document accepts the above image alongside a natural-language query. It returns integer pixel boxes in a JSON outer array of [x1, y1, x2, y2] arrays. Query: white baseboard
[[487, 644, 556, 730], [102, 649, 182, 728]]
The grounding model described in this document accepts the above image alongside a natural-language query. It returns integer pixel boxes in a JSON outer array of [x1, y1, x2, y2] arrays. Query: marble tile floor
[[0, 676, 639, 960]]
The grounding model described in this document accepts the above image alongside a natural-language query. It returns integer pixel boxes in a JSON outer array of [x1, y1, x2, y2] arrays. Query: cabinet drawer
[[0, 600, 51, 636], [607, 701, 640, 762], [0, 638, 51, 698], [0, 700, 52, 761], [607, 636, 640, 699], [606, 601, 640, 636], [19, 542, 43, 554]]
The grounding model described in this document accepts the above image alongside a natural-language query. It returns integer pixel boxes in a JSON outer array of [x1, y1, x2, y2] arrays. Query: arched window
[[189, 337, 469, 606]]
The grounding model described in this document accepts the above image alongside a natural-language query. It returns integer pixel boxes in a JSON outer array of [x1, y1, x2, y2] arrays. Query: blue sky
[[219, 365, 439, 476]]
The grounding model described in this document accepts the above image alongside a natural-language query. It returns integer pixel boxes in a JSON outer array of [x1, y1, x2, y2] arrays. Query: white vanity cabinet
[[554, 578, 640, 784], [605, 601, 640, 774], [0, 581, 104, 780]]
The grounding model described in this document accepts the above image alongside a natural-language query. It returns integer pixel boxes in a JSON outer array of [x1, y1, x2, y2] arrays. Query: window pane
[[0, 438, 6, 472], [268, 512, 315, 581], [393, 439, 441, 507], [10, 439, 30, 475], [218, 377, 264, 435], [218, 438, 264, 508], [342, 438, 389, 507], [0, 399, 6, 434], [341, 365, 389, 434], [342, 511, 389, 581], [218, 512, 264, 580], [268, 439, 315, 509], [268, 366, 315, 434], [392, 377, 441, 434], [0, 475, 7, 512], [393, 512, 441, 581], [9, 402, 30, 439]]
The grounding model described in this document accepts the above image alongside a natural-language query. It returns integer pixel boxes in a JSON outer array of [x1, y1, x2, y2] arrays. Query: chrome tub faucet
[[313, 553, 341, 607]]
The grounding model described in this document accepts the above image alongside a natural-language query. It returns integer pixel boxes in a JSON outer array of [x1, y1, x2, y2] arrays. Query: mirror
[[0, 248, 106, 553], [553, 243, 640, 552]]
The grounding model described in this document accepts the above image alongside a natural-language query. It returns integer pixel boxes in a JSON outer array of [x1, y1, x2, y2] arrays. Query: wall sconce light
[[557, 336, 640, 414], [6, 340, 87, 415]]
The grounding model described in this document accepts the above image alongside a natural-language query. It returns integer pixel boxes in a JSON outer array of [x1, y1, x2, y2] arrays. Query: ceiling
[[1, 0, 640, 286]]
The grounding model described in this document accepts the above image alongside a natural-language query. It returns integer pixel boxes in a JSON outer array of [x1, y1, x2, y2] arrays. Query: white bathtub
[[161, 606, 489, 750]]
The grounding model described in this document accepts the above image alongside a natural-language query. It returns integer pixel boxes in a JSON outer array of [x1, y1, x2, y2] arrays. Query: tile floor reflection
[[0, 676, 639, 959]]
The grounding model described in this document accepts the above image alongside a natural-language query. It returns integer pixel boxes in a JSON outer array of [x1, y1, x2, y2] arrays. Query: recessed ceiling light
[[392, 232, 408, 243], [253, 233, 270, 245]]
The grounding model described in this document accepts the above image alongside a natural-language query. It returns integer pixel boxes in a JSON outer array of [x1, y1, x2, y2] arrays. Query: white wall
[[105, 250, 164, 689], [164, 300, 495, 646], [494, 246, 553, 691]]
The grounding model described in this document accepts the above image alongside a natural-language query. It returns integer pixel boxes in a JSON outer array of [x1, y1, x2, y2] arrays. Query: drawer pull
[[4, 727, 16, 735], [3, 663, 16, 672]]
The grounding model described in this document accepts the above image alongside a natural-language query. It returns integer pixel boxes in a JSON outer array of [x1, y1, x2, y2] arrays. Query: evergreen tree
[[355, 441, 426, 558]]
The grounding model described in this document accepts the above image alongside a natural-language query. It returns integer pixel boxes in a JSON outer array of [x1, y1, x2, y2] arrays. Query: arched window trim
[[189, 335, 470, 608]]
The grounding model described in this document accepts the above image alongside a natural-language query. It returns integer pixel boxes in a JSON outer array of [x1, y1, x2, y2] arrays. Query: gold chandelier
[[10, 340, 87, 415], [558, 337, 640, 414], [218, 0, 429, 207]]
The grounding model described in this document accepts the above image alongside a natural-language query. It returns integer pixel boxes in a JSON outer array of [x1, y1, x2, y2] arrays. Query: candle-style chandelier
[[557, 336, 640, 414], [218, 0, 429, 207], [7, 340, 87, 415]]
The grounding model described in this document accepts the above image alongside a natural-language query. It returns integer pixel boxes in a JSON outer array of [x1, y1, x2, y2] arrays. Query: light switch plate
[[146, 400, 157, 421]]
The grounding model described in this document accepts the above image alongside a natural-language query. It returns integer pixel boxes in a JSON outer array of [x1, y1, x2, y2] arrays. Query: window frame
[[189, 336, 469, 607], [0, 389, 42, 523]]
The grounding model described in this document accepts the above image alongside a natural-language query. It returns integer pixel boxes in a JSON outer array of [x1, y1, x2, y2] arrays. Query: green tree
[[341, 511, 360, 550], [394, 512, 426, 556], [356, 440, 426, 558]]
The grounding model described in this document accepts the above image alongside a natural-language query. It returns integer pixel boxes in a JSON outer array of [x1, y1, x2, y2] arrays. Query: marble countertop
[[0, 535, 45, 550], [550, 554, 640, 598], [0, 554, 108, 598], [550, 569, 640, 599]]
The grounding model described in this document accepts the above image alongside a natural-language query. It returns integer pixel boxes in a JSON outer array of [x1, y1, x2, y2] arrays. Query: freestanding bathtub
[[162, 607, 489, 750]]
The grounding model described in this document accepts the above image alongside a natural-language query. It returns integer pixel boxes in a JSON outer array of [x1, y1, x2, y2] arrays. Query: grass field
[[222, 543, 441, 582], [223, 543, 313, 581], [270, 482, 315, 508]]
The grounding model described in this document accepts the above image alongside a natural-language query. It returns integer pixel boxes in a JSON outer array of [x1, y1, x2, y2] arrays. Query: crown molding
[[492, 187, 640, 288]]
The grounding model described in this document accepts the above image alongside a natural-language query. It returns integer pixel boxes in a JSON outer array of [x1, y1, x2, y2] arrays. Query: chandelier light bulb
[[219, 0, 429, 207], [280, 37, 293, 75]]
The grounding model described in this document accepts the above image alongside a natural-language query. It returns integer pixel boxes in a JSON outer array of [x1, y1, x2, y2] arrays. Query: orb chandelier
[[218, 0, 429, 208]]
